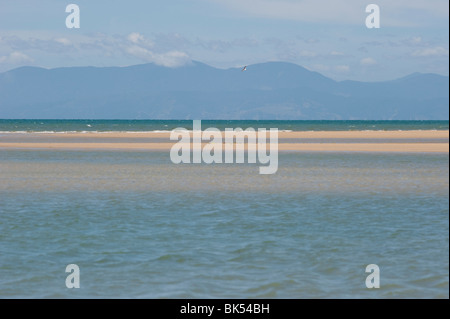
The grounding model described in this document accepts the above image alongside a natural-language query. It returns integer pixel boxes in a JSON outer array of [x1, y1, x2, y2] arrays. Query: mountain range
[[0, 61, 448, 119]]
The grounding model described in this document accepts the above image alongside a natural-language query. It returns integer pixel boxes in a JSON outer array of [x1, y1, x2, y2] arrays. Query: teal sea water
[[0, 120, 448, 298], [0, 119, 448, 133]]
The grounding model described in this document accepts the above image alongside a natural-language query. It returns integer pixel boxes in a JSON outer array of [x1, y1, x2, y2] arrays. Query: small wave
[[0, 130, 174, 134], [90, 130, 173, 133], [0, 131, 30, 134], [362, 129, 385, 131]]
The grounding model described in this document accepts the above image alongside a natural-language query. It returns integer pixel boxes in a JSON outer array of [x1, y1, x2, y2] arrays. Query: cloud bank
[[207, 0, 449, 26]]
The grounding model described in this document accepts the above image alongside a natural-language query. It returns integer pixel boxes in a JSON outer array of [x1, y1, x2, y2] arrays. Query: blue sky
[[0, 0, 448, 81]]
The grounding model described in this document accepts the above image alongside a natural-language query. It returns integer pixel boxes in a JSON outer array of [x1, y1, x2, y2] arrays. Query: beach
[[1, 121, 449, 298], [0, 130, 448, 152]]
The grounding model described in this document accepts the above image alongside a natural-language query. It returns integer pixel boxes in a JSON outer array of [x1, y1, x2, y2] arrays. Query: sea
[[0, 119, 448, 133], [0, 120, 448, 298]]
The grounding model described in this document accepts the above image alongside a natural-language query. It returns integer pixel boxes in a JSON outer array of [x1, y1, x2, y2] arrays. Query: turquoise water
[[0, 119, 448, 132], [0, 150, 448, 298]]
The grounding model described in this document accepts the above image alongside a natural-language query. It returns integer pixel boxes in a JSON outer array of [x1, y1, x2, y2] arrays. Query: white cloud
[[311, 64, 330, 71], [125, 45, 190, 67], [0, 32, 191, 68], [360, 57, 377, 65], [124, 32, 189, 67], [330, 51, 345, 56], [127, 33, 143, 44], [54, 38, 71, 46], [335, 65, 350, 72], [411, 37, 422, 44], [1, 35, 77, 53], [127, 32, 145, 44], [298, 50, 317, 58], [127, 32, 155, 49], [0, 51, 33, 64], [303, 38, 320, 44], [125, 45, 150, 59], [411, 46, 449, 57]]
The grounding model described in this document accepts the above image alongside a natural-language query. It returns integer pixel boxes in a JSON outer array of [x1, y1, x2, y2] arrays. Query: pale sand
[[1, 130, 447, 139], [277, 130, 449, 139], [0, 142, 447, 153], [0, 131, 447, 153]]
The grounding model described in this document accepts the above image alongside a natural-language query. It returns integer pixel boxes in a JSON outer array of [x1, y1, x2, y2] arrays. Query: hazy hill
[[0, 61, 448, 119]]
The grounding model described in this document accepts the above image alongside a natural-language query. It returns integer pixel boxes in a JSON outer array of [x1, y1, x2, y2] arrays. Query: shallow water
[[0, 150, 448, 298]]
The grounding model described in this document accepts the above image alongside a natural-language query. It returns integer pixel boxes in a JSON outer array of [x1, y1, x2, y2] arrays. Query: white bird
[[241, 66, 247, 71]]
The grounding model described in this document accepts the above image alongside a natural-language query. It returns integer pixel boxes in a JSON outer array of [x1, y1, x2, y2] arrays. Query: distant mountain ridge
[[0, 61, 448, 119]]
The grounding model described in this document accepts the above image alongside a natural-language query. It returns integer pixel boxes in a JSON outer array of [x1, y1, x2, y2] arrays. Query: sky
[[0, 0, 448, 81]]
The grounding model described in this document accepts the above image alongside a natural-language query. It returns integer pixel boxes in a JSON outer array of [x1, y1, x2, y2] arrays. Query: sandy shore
[[0, 142, 447, 152], [1, 130, 447, 139], [0, 130, 448, 153]]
